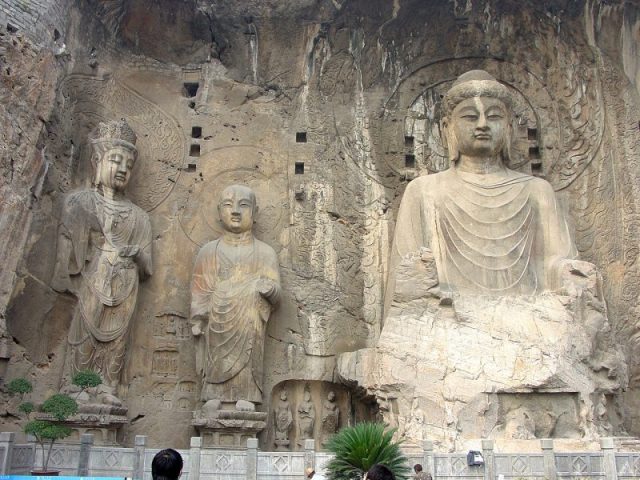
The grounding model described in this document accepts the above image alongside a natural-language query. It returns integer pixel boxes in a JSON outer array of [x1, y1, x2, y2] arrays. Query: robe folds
[[53, 190, 152, 387], [385, 166, 575, 312], [191, 237, 280, 404]]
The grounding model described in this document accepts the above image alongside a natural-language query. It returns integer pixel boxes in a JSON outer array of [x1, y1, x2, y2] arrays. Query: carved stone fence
[[2, 433, 640, 480]]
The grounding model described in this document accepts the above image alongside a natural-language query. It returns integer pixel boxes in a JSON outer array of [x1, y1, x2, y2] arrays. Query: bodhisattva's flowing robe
[[52, 190, 152, 388], [190, 238, 280, 404], [385, 166, 576, 312]]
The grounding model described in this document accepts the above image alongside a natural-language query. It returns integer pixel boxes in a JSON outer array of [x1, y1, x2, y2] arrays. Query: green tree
[[325, 422, 410, 480], [6, 371, 102, 473]]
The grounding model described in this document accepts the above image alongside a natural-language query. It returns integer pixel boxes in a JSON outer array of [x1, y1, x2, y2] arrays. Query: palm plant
[[325, 422, 410, 480]]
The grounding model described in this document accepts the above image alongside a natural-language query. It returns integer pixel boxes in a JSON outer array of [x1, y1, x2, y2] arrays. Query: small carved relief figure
[[52, 119, 152, 405], [298, 386, 316, 445], [191, 185, 281, 410], [321, 391, 339, 445], [385, 70, 594, 308], [274, 389, 293, 450]]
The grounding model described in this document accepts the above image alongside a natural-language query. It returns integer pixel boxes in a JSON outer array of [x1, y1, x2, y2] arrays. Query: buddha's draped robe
[[386, 167, 575, 307], [191, 238, 280, 404], [53, 190, 152, 387]]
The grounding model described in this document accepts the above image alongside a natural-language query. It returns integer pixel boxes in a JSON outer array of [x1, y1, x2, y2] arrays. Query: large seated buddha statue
[[339, 71, 626, 450]]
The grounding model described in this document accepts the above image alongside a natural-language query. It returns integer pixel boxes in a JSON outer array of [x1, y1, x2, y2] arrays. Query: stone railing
[[2, 433, 640, 480]]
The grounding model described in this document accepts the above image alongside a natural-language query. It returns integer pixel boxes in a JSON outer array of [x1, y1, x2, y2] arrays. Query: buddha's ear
[[502, 119, 514, 166], [253, 204, 259, 222], [441, 117, 459, 163]]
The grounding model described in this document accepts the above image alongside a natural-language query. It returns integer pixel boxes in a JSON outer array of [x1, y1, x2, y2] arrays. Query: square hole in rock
[[183, 82, 199, 98], [295, 162, 305, 174], [190, 144, 201, 157], [296, 132, 307, 143], [191, 126, 202, 138], [405, 154, 416, 168]]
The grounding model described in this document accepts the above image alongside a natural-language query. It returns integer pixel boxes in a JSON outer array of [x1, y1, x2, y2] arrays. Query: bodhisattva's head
[[90, 119, 138, 193], [280, 390, 288, 401], [218, 184, 258, 234], [441, 70, 514, 165]]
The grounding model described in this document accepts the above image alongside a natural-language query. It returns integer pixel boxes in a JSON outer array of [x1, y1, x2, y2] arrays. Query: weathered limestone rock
[[4, 0, 640, 448]]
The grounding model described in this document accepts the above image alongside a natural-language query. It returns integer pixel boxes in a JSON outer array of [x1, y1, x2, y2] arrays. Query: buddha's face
[[218, 186, 256, 234], [97, 145, 136, 191], [449, 96, 509, 158]]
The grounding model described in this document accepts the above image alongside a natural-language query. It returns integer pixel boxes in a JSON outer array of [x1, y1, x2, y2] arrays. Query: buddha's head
[[218, 184, 257, 234], [90, 119, 138, 193], [441, 70, 514, 165]]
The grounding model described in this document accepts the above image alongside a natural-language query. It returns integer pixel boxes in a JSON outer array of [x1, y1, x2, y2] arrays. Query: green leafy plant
[[71, 370, 102, 391], [7, 378, 33, 397], [6, 371, 102, 473], [325, 422, 410, 480]]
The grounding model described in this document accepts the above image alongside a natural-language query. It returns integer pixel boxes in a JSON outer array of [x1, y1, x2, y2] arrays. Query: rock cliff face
[[2, 0, 640, 449]]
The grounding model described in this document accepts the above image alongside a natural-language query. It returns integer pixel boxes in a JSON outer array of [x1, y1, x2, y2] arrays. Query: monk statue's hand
[[191, 314, 207, 336], [119, 244, 140, 257], [257, 278, 276, 298], [192, 324, 202, 336]]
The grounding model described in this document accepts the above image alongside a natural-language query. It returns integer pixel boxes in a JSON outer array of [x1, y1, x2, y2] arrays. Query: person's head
[[364, 464, 395, 480], [218, 184, 258, 234], [151, 448, 183, 480], [414, 464, 423, 473], [441, 70, 513, 165], [305, 467, 315, 478], [90, 119, 138, 192]]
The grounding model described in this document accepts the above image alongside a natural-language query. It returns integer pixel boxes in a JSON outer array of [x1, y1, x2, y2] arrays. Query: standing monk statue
[[52, 119, 152, 405], [191, 184, 281, 411]]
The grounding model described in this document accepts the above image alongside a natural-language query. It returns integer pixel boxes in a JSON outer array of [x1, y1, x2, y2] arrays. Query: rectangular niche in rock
[[191, 126, 202, 138], [183, 82, 199, 98], [295, 162, 305, 174], [190, 144, 201, 157], [296, 132, 307, 143], [405, 154, 416, 168]]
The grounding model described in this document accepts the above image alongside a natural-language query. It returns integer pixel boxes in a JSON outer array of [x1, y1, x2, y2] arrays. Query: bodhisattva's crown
[[89, 119, 137, 148]]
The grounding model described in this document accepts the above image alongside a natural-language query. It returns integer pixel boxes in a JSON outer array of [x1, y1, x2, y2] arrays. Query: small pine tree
[[6, 371, 102, 473]]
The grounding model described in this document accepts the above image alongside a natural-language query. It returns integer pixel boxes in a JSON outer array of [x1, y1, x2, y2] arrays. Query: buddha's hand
[[393, 248, 439, 301], [554, 258, 600, 296], [118, 244, 140, 257]]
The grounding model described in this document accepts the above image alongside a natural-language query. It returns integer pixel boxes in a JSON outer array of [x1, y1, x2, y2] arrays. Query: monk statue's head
[[90, 119, 138, 192], [218, 184, 258, 234], [441, 70, 514, 165]]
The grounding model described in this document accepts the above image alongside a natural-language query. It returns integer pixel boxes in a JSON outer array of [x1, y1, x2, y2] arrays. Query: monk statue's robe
[[190, 237, 280, 404]]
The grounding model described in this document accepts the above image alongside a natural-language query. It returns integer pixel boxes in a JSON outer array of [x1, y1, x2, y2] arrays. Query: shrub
[[7, 378, 33, 396], [325, 422, 410, 480], [71, 370, 102, 390]]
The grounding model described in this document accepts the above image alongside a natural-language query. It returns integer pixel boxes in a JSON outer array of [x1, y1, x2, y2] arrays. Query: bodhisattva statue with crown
[[53, 119, 152, 415], [339, 70, 626, 449]]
